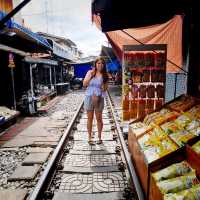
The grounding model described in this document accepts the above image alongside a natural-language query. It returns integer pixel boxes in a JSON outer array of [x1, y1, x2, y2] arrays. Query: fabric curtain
[[106, 15, 183, 73]]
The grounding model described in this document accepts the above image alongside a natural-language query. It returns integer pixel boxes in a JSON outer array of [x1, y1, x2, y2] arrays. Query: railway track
[[27, 92, 144, 200]]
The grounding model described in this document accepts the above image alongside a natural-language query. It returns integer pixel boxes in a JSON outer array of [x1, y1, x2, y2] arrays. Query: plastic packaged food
[[130, 122, 151, 137], [156, 85, 164, 98], [138, 132, 177, 163], [167, 96, 198, 112], [139, 85, 147, 98], [152, 161, 193, 182], [143, 109, 178, 126], [157, 172, 199, 194], [174, 115, 192, 129], [192, 141, 200, 154], [187, 104, 200, 119], [190, 127, 200, 136], [161, 121, 180, 135], [147, 85, 155, 98], [164, 184, 200, 200], [185, 120, 200, 131], [169, 130, 196, 147]]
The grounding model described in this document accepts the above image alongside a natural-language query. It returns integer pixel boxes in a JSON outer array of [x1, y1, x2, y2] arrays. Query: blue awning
[[0, 11, 52, 50], [0, 11, 12, 28], [107, 59, 121, 72]]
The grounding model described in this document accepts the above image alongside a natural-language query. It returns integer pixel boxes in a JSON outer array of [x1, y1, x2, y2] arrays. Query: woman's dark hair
[[93, 57, 108, 83]]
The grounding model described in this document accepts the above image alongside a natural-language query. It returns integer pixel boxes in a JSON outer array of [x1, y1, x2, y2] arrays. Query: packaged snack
[[192, 141, 200, 154], [190, 127, 200, 136], [143, 70, 150, 82], [155, 99, 164, 109], [156, 85, 165, 98], [143, 109, 178, 126], [130, 122, 151, 137], [138, 99, 146, 118], [146, 99, 154, 113], [187, 104, 200, 119], [151, 70, 159, 82], [157, 172, 199, 194], [161, 121, 180, 135], [152, 161, 193, 182], [138, 132, 177, 163], [131, 85, 139, 98], [185, 120, 200, 131], [151, 126, 167, 138], [147, 85, 155, 98], [145, 52, 154, 66], [167, 96, 198, 112], [175, 115, 192, 129], [139, 85, 147, 98], [169, 130, 196, 147], [164, 184, 200, 200]]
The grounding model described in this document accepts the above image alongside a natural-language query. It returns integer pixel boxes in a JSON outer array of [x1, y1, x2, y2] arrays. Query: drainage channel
[[29, 94, 140, 200]]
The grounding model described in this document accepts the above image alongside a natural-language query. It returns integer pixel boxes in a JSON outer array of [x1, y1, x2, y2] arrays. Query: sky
[[20, 0, 107, 57]]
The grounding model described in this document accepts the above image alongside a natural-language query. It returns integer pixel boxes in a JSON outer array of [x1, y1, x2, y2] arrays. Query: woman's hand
[[101, 83, 108, 91], [83, 69, 95, 87], [90, 68, 96, 78]]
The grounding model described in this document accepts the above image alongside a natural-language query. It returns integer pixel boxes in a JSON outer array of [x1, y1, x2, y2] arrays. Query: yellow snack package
[[152, 161, 193, 182]]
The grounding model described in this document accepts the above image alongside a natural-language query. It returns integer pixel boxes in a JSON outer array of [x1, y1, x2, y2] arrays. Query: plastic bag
[[164, 184, 200, 200], [157, 172, 199, 194], [152, 161, 193, 182]]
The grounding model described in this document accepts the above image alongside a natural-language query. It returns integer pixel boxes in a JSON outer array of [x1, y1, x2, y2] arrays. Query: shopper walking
[[83, 57, 108, 145]]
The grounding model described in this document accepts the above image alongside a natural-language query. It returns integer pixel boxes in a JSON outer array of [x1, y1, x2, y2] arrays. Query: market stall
[[122, 44, 167, 121], [0, 106, 20, 133], [128, 95, 200, 199]]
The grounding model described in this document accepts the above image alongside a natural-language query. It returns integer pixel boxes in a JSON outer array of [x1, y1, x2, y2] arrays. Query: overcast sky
[[20, 0, 107, 56]]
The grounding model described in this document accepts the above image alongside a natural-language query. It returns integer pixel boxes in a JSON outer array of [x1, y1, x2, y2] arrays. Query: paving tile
[[22, 152, 50, 165], [73, 141, 117, 151], [69, 149, 116, 155], [26, 147, 53, 153], [81, 115, 109, 119], [93, 172, 126, 193], [8, 165, 40, 181], [62, 166, 119, 173], [58, 172, 126, 193], [2, 138, 34, 148], [59, 174, 93, 193], [63, 154, 116, 167], [32, 141, 58, 147], [0, 147, 19, 152], [53, 192, 124, 200], [0, 189, 28, 200], [76, 125, 112, 132], [73, 132, 113, 141], [46, 121, 67, 128]]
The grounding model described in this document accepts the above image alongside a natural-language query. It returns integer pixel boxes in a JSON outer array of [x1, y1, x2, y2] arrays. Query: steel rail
[[29, 99, 84, 200], [107, 91, 145, 200]]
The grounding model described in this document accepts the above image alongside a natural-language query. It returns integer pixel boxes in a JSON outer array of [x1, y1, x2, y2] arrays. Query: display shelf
[[122, 44, 167, 121], [128, 94, 200, 199], [149, 145, 200, 200]]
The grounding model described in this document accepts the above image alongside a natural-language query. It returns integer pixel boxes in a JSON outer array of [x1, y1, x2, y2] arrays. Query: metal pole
[[49, 66, 52, 88], [10, 68, 16, 110], [30, 64, 34, 99], [0, 0, 31, 29], [174, 73, 178, 98]]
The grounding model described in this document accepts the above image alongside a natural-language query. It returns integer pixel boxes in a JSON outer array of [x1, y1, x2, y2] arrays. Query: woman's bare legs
[[87, 111, 94, 142], [95, 111, 103, 141]]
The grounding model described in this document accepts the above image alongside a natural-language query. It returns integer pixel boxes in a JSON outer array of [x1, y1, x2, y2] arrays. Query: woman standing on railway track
[[83, 57, 108, 145]]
